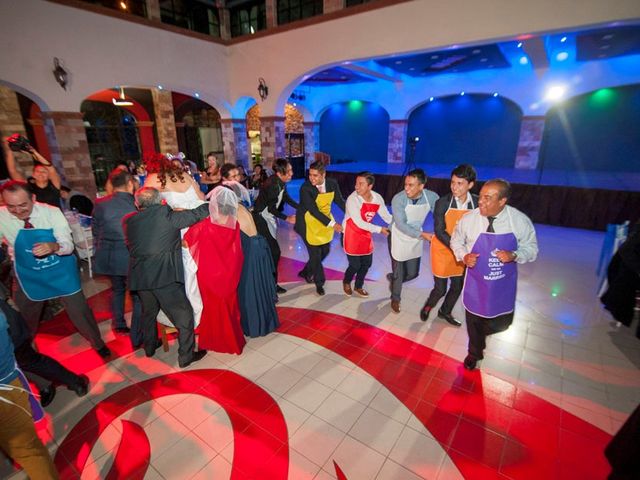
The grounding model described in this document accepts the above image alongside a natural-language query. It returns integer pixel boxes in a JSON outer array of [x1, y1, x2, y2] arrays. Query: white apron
[[390, 191, 431, 262], [259, 188, 285, 239]]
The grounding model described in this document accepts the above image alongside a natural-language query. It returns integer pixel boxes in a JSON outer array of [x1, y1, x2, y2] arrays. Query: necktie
[[487, 216, 496, 233], [23, 218, 34, 229]]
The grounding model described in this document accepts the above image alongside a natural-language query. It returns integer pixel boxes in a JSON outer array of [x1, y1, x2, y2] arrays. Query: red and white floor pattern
[[4, 223, 640, 479]]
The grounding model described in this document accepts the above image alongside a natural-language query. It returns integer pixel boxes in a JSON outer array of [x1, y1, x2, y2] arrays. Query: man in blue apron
[[0, 181, 110, 359], [388, 169, 439, 313], [450, 179, 538, 370]]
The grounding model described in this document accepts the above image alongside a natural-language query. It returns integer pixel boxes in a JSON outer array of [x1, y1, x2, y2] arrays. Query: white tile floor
[[3, 217, 639, 479]]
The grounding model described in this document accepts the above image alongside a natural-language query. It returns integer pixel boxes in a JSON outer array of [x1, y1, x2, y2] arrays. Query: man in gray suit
[[92, 168, 142, 347], [123, 187, 209, 368]]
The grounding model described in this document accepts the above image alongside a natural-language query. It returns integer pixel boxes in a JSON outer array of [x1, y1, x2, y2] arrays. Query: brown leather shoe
[[354, 288, 369, 298], [343, 283, 353, 296], [391, 300, 400, 313]]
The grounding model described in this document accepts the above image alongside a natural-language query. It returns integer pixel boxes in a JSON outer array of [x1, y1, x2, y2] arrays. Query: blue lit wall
[[539, 84, 640, 172], [319, 101, 389, 164], [407, 94, 522, 167]]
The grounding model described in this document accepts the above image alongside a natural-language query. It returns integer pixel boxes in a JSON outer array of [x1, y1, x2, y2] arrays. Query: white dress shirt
[[0, 202, 74, 258], [343, 191, 392, 233], [450, 205, 538, 264]]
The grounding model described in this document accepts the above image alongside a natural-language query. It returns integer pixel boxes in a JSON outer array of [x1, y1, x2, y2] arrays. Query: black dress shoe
[[463, 354, 479, 371], [420, 305, 432, 322], [68, 374, 89, 397], [40, 384, 56, 407], [298, 270, 314, 284], [96, 346, 112, 359], [276, 285, 287, 294], [114, 326, 131, 334], [316, 285, 325, 296], [438, 311, 462, 327], [144, 339, 163, 357], [179, 350, 207, 368]]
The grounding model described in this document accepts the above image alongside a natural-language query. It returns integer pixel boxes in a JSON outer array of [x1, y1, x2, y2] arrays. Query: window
[[159, 0, 221, 38], [277, 0, 322, 25], [229, 1, 267, 37]]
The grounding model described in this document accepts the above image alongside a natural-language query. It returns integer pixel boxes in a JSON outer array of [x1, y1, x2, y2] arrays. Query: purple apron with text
[[463, 232, 518, 318]]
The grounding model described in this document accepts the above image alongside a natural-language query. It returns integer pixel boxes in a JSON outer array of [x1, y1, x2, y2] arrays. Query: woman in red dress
[[183, 187, 246, 354]]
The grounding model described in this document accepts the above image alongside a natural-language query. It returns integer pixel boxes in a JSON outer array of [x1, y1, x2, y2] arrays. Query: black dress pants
[[465, 310, 514, 359], [344, 254, 373, 289], [425, 275, 464, 315], [14, 341, 81, 388], [138, 282, 195, 365], [300, 241, 330, 288]]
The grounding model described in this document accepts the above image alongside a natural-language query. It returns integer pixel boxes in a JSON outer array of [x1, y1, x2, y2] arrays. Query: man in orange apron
[[421, 164, 478, 326], [294, 161, 345, 296], [342, 172, 392, 297]]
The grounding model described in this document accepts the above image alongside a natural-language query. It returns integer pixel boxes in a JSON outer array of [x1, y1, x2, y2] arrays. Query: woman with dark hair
[[249, 164, 268, 189]]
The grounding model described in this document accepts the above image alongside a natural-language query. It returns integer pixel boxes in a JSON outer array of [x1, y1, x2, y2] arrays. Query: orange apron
[[430, 205, 471, 278], [343, 202, 380, 256]]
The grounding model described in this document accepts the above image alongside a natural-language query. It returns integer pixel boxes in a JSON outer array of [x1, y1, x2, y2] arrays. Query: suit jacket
[[433, 192, 479, 247], [294, 177, 345, 239], [92, 191, 136, 276], [253, 175, 299, 220], [124, 203, 209, 291]]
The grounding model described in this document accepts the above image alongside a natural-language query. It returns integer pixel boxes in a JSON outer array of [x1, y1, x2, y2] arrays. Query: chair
[[67, 213, 94, 278]]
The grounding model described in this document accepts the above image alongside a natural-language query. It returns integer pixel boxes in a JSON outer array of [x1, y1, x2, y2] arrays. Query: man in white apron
[[342, 172, 392, 297], [421, 164, 478, 326], [450, 179, 538, 370], [294, 160, 345, 296], [0, 181, 110, 359], [388, 169, 439, 313], [252, 158, 299, 294]]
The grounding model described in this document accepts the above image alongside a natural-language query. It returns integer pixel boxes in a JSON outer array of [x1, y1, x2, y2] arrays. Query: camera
[[7, 133, 32, 152]]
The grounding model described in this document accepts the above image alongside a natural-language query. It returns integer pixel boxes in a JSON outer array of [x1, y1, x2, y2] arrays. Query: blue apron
[[13, 228, 81, 301], [462, 231, 518, 318]]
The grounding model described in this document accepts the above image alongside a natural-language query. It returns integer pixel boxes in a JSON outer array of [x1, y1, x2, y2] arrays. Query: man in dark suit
[[124, 187, 209, 368], [295, 160, 345, 296], [252, 158, 299, 294], [92, 168, 142, 347]]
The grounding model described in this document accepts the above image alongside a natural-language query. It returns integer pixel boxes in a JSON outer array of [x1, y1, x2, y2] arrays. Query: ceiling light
[[602, 34, 614, 40], [556, 52, 569, 61], [493, 92, 498, 97], [519, 56, 529, 65], [120, 1, 127, 10], [460, 91, 465, 96], [112, 87, 133, 106], [429, 97, 434, 102], [545, 84, 567, 102], [560, 36, 567, 43], [194, 92, 200, 98], [157, 85, 163, 90], [517, 42, 523, 48]]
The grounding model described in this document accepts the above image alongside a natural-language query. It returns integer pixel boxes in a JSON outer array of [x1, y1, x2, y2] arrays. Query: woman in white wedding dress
[[143, 154, 206, 328]]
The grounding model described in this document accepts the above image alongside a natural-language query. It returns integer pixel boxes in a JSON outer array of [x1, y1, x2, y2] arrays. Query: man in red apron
[[421, 164, 478, 326], [294, 161, 345, 296], [0, 181, 110, 359], [450, 179, 538, 370], [342, 172, 392, 297]]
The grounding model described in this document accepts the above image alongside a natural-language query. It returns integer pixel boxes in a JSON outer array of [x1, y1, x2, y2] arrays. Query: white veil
[[221, 180, 251, 207], [207, 186, 238, 229]]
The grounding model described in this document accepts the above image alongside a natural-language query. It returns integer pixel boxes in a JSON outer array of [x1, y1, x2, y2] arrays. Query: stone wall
[[515, 116, 545, 169], [151, 88, 179, 155], [387, 120, 407, 164]]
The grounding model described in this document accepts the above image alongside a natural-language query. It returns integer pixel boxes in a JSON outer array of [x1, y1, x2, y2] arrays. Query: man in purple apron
[[0, 181, 110, 359], [451, 179, 538, 370]]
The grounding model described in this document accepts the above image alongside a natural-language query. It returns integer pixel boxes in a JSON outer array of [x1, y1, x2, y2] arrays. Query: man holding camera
[[4, 134, 62, 208]]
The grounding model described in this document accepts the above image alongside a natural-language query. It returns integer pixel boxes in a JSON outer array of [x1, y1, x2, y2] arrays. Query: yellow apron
[[305, 191, 335, 246], [430, 206, 470, 278]]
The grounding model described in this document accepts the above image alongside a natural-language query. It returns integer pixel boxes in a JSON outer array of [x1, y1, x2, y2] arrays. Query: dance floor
[[4, 219, 640, 479]]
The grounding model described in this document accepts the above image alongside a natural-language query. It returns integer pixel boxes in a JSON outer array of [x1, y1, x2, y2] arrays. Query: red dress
[[184, 219, 246, 354]]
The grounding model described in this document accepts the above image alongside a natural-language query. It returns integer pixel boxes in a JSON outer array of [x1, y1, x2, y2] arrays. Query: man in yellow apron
[[421, 164, 478, 326], [294, 161, 346, 296], [388, 169, 439, 313]]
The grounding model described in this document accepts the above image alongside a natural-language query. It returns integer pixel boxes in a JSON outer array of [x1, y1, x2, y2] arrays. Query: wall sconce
[[53, 58, 68, 90], [257, 78, 269, 102], [112, 86, 133, 106]]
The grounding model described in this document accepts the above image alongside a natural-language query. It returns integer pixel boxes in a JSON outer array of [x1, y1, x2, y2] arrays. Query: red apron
[[343, 202, 380, 256]]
